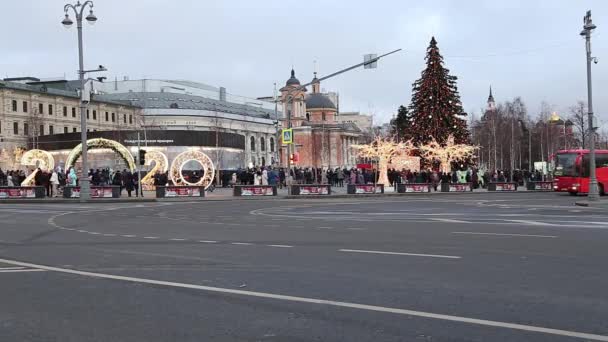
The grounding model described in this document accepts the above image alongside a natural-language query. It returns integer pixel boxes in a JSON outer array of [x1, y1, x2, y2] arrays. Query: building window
[[129, 115, 133, 124], [250, 136, 256, 152], [105, 111, 109, 121], [73, 127, 77, 133], [39, 125, 44, 136], [39, 103, 44, 114], [260, 137, 266, 151], [270, 137, 275, 152], [49, 125, 54, 135], [23, 101, 28, 113], [12, 100, 17, 112], [123, 114, 126, 124], [48, 104, 53, 115], [86, 109, 90, 119], [111, 113, 115, 122], [64, 127, 68, 134], [24, 123, 29, 136], [93, 110, 97, 120], [63, 106, 67, 116], [72, 107, 76, 117], [13, 122, 18, 135]]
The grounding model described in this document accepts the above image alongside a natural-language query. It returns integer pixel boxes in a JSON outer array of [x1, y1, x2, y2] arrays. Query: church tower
[[487, 86, 496, 111], [279, 68, 307, 127]]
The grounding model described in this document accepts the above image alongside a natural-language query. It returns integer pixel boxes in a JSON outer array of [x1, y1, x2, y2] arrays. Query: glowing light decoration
[[418, 135, 478, 173], [169, 149, 215, 189], [352, 137, 416, 186], [389, 154, 420, 172], [20, 149, 55, 186], [65, 138, 136, 172], [140, 150, 169, 190]]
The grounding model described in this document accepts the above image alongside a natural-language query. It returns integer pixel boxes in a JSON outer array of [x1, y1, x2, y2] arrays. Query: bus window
[[581, 154, 608, 177], [555, 153, 579, 177]]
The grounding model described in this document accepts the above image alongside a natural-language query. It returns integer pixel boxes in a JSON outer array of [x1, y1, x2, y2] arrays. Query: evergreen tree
[[390, 105, 410, 140], [400, 37, 469, 145]]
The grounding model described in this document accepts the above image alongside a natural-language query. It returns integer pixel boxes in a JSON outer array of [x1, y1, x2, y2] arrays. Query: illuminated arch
[[169, 149, 215, 189], [65, 138, 136, 172], [20, 149, 55, 186]]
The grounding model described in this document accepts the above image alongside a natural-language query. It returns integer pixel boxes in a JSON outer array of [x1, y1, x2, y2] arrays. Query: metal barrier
[[526, 181, 553, 191], [0, 186, 45, 199], [233, 185, 277, 196], [487, 182, 518, 191], [64, 186, 121, 198], [441, 183, 473, 192], [290, 184, 331, 195], [156, 186, 205, 198], [397, 183, 431, 193], [347, 184, 385, 194]]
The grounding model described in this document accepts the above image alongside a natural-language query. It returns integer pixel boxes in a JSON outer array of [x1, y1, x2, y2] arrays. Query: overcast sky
[[2, 0, 608, 127]]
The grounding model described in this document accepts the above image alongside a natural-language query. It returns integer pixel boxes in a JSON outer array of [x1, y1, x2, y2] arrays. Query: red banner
[[241, 186, 274, 196], [355, 185, 381, 194], [165, 186, 201, 197], [449, 184, 471, 192], [0, 188, 36, 198], [405, 184, 430, 193], [299, 186, 329, 195], [495, 183, 516, 191]]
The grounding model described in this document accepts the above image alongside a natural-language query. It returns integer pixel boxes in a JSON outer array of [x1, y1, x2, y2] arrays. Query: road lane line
[[431, 218, 472, 224], [198, 240, 218, 243], [267, 244, 293, 248], [507, 220, 555, 226], [452, 232, 558, 238], [231, 242, 253, 246], [0, 267, 25, 270], [121, 235, 136, 238], [169, 238, 187, 241], [0, 257, 605, 342], [0, 268, 46, 273], [338, 249, 461, 259], [143, 236, 159, 239]]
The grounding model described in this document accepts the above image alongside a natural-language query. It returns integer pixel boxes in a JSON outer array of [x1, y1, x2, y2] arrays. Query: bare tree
[[27, 107, 44, 149], [568, 101, 587, 149]]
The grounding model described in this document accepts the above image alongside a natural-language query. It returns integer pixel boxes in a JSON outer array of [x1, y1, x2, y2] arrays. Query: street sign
[[282, 129, 293, 144], [364, 54, 378, 69]]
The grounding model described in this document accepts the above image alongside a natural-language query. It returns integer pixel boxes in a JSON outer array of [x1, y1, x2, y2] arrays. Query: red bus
[[553, 149, 608, 195]]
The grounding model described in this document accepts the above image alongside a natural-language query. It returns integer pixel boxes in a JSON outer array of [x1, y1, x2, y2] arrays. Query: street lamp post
[[581, 10, 599, 201], [62, 1, 101, 200]]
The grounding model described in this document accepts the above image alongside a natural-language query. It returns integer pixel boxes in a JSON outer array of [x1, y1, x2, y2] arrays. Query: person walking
[[124, 171, 135, 197]]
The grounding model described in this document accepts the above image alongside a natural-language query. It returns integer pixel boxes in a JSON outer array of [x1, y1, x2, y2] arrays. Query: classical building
[[93, 78, 278, 169], [278, 69, 363, 168], [0, 78, 141, 169]]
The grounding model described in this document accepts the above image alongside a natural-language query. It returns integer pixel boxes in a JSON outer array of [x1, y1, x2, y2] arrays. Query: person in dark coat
[[124, 171, 135, 197]]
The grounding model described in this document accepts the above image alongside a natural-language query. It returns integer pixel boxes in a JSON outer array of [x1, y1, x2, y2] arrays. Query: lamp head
[[61, 13, 73, 28]]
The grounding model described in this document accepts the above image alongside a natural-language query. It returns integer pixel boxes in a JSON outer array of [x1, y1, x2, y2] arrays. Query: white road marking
[[452, 232, 558, 238], [347, 228, 366, 231], [102, 234, 116, 237], [143, 236, 159, 239], [169, 238, 187, 241], [431, 218, 472, 224], [338, 249, 461, 259], [88, 232, 100, 235], [231, 242, 253, 246], [0, 257, 605, 342], [267, 244, 293, 248], [77, 230, 88, 233], [121, 235, 136, 238], [198, 240, 218, 243], [317, 226, 334, 229], [0, 268, 46, 273], [0, 267, 25, 270], [507, 220, 555, 226]]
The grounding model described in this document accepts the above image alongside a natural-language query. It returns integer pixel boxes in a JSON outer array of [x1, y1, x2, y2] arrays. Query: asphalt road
[[1, 193, 607, 341]]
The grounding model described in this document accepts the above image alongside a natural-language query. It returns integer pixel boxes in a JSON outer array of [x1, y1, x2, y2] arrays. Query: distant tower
[[487, 86, 496, 111], [279, 68, 307, 127]]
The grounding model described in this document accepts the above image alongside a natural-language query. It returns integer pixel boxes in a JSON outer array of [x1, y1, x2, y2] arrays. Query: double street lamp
[[62, 1, 105, 200]]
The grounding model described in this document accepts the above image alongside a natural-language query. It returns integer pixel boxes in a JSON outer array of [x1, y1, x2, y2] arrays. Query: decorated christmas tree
[[400, 37, 469, 145]]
